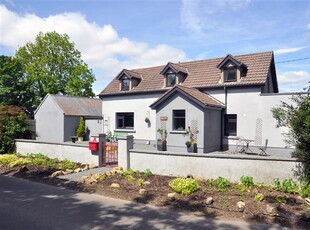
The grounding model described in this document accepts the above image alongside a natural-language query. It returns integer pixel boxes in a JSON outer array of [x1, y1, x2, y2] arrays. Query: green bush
[[273, 178, 299, 194], [240, 176, 254, 187], [208, 177, 230, 191], [121, 169, 136, 176], [136, 178, 144, 186], [76, 117, 85, 137], [0, 154, 18, 164], [254, 193, 265, 202], [300, 183, 310, 198], [57, 159, 78, 170], [169, 177, 200, 195], [0, 105, 30, 154], [125, 175, 135, 182], [144, 169, 153, 177]]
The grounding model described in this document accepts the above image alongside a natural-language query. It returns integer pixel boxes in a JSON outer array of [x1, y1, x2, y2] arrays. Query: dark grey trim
[[217, 54, 244, 69], [260, 92, 310, 96]]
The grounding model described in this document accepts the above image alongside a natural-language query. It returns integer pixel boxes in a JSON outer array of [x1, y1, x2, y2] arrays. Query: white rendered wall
[[35, 96, 64, 142], [102, 93, 162, 140], [16, 139, 98, 165]]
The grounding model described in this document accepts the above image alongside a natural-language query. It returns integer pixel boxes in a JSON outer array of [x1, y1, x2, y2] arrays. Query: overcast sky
[[1, 0, 309, 94]]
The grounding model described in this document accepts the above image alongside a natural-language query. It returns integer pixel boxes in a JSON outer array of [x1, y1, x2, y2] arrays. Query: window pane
[[225, 114, 237, 136], [173, 110, 185, 130], [224, 69, 237, 82], [167, 73, 176, 87], [121, 79, 130, 91], [116, 112, 134, 129]]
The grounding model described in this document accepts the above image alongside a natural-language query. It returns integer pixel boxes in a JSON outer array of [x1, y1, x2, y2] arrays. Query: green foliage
[[169, 177, 200, 195], [0, 154, 18, 164], [208, 177, 230, 191], [99, 175, 105, 181], [272, 178, 299, 194], [274, 195, 287, 204], [240, 176, 255, 187], [0, 55, 33, 114], [57, 159, 78, 170], [0, 105, 30, 153], [76, 117, 85, 137], [136, 178, 144, 186], [8, 158, 31, 167], [121, 169, 136, 177], [157, 128, 167, 141], [254, 193, 265, 202], [15, 31, 95, 111], [272, 94, 310, 183], [299, 183, 310, 198], [144, 169, 153, 177], [125, 175, 135, 182]]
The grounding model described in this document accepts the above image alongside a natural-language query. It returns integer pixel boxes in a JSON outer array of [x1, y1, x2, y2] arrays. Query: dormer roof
[[150, 85, 225, 109], [116, 69, 142, 80], [217, 54, 247, 69], [100, 51, 278, 96], [160, 62, 188, 75]]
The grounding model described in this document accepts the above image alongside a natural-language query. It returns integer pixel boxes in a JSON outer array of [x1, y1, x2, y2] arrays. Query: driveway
[[0, 175, 287, 230]]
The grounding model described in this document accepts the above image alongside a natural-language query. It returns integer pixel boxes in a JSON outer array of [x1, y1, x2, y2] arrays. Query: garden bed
[[0, 154, 309, 229]]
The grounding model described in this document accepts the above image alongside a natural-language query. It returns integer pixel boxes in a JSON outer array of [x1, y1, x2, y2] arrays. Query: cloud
[[278, 71, 310, 92], [0, 5, 186, 84], [274, 47, 307, 55], [180, 0, 252, 39]]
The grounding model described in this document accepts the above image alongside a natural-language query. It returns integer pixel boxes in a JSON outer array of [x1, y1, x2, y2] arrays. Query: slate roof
[[35, 94, 102, 117], [150, 85, 225, 109], [100, 51, 278, 97]]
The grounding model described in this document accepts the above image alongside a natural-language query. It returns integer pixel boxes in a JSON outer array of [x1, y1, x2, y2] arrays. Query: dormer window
[[224, 68, 237, 82], [166, 73, 176, 87], [121, 79, 130, 91]]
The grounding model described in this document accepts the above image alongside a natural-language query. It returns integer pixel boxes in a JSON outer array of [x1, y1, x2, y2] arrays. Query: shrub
[[121, 169, 136, 177], [57, 159, 78, 170], [169, 177, 200, 195], [240, 176, 254, 187], [272, 178, 299, 194], [254, 193, 265, 202], [208, 177, 230, 191], [144, 169, 153, 177], [0, 105, 31, 154], [8, 158, 31, 167], [299, 183, 310, 198], [125, 175, 135, 182], [76, 117, 85, 137], [0, 154, 18, 164], [136, 178, 144, 186]]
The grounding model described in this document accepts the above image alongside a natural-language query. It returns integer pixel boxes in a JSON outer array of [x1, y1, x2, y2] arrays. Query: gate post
[[118, 135, 134, 170], [98, 133, 106, 167]]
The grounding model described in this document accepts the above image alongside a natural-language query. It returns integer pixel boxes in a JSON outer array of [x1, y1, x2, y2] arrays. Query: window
[[173, 110, 185, 130], [116, 112, 134, 129], [121, 79, 130, 91], [224, 114, 237, 136], [224, 68, 237, 82], [166, 73, 176, 87]]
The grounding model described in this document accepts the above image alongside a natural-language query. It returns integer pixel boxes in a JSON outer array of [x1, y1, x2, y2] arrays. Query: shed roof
[[35, 94, 102, 117]]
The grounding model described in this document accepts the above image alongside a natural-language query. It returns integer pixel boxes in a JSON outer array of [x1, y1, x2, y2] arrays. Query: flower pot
[[187, 145, 193, 153], [78, 136, 83, 142], [193, 143, 198, 153], [157, 140, 167, 151]]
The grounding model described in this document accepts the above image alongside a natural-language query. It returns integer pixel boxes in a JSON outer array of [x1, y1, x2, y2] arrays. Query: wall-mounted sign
[[160, 116, 168, 121]]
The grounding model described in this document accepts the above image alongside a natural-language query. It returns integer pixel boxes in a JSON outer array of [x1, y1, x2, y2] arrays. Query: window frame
[[121, 78, 130, 91], [116, 112, 134, 129], [224, 114, 237, 136], [166, 73, 177, 87], [172, 110, 186, 131], [224, 68, 237, 82]]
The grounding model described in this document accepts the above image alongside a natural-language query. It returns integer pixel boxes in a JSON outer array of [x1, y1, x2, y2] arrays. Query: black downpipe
[[221, 87, 227, 151]]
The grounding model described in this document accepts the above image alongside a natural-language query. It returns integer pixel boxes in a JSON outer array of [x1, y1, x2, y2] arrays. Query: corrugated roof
[[100, 51, 276, 96], [50, 94, 102, 116]]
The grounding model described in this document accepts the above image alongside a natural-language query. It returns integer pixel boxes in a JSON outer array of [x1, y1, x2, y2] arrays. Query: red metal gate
[[103, 142, 118, 167]]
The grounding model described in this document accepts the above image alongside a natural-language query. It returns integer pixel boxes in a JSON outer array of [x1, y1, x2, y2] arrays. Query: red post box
[[88, 137, 98, 151]]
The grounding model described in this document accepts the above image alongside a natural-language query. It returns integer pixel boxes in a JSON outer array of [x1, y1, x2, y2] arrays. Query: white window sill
[[170, 130, 186, 134], [114, 129, 136, 133]]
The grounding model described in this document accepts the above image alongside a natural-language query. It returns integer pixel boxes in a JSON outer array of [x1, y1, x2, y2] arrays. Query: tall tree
[[15, 31, 96, 110], [0, 55, 33, 114]]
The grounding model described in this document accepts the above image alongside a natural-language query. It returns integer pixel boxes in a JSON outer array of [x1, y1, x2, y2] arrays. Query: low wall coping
[[15, 139, 89, 148], [130, 149, 298, 162]]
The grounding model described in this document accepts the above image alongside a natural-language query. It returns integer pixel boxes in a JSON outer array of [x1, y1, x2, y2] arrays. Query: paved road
[[0, 175, 287, 230]]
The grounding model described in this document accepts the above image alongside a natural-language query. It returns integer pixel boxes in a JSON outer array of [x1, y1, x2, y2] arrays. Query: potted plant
[[157, 128, 167, 151], [184, 126, 198, 153], [76, 117, 85, 142], [145, 117, 150, 123]]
